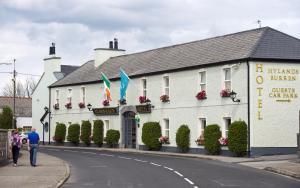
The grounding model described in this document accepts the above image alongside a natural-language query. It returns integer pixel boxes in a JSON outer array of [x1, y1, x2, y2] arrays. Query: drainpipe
[[48, 88, 51, 145], [247, 60, 251, 157]]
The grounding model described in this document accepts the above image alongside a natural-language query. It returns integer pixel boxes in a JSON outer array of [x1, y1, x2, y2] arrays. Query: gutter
[[48, 88, 51, 145], [247, 60, 251, 157]]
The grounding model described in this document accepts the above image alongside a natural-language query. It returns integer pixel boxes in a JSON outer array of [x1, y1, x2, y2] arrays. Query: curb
[[264, 167, 300, 180], [56, 160, 70, 188]]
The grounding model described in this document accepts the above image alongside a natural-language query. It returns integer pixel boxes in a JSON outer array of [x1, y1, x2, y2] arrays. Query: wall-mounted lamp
[[44, 106, 49, 112], [229, 90, 241, 102], [87, 103, 93, 111]]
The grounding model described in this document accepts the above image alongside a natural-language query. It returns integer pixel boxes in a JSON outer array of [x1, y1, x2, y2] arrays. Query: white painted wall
[[16, 117, 32, 128], [250, 61, 300, 147], [50, 62, 249, 147], [94, 49, 125, 67]]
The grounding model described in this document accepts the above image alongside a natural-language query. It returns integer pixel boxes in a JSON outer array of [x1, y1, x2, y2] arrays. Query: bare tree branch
[[1, 77, 37, 97]]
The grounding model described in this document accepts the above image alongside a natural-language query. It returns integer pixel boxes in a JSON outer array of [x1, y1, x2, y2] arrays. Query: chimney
[[49, 43, 56, 55], [43, 43, 61, 74], [94, 39, 125, 68], [114, 38, 118, 50], [109, 41, 113, 49]]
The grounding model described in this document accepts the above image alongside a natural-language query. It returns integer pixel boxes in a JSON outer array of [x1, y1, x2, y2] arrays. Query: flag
[[120, 68, 129, 100], [101, 73, 111, 101]]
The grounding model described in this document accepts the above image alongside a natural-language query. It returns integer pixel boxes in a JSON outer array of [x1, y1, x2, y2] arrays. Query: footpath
[[0, 149, 69, 188]]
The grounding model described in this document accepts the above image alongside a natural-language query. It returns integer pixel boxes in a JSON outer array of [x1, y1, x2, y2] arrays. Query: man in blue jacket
[[27, 128, 40, 167]]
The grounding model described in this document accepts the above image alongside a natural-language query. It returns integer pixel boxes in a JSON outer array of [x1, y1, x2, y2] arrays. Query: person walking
[[11, 130, 22, 167], [27, 128, 40, 167]]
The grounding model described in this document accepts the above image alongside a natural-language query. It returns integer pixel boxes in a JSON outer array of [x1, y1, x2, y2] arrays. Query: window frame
[[223, 67, 231, 91], [80, 86, 86, 103], [162, 75, 170, 96], [141, 78, 147, 97], [104, 120, 110, 136], [163, 118, 170, 138], [199, 70, 206, 91], [199, 118, 207, 136], [67, 88, 72, 103], [224, 117, 231, 138], [55, 89, 60, 105]]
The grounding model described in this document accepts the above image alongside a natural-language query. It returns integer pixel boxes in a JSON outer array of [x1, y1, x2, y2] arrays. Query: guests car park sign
[[92, 107, 119, 116]]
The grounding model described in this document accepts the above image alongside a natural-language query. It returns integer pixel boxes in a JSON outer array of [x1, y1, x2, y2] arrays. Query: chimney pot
[[109, 41, 113, 49], [114, 38, 118, 50], [49, 43, 56, 55]]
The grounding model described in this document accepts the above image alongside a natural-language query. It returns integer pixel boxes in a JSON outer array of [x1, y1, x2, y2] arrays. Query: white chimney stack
[[43, 43, 61, 75], [94, 38, 125, 68]]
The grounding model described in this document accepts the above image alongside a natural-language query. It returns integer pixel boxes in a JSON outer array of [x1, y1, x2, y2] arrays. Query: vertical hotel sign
[[255, 63, 299, 120]]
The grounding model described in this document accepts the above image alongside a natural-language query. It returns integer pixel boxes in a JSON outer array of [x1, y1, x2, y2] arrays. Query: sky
[[0, 0, 299, 93]]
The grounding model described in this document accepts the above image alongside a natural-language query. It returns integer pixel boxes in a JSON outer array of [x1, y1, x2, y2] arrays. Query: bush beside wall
[[204, 124, 221, 155], [80, 121, 91, 145], [93, 120, 104, 146], [176, 125, 190, 152], [142, 122, 161, 150], [0, 106, 13, 129], [54, 123, 66, 143], [228, 121, 248, 157], [67, 123, 80, 144], [106, 129, 120, 147]]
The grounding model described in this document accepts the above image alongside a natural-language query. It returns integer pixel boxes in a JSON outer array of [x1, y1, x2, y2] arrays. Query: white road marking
[[118, 156, 132, 160], [184, 178, 194, 185], [194, 186, 199, 188], [47, 149, 59, 151], [163, 166, 174, 171], [89, 165, 107, 168], [82, 151, 96, 154], [174, 171, 183, 177], [134, 159, 148, 162], [99, 154, 114, 157], [150, 162, 161, 167]]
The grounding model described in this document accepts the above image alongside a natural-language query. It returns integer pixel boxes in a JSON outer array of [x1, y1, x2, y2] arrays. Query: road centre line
[[163, 166, 174, 171], [184, 178, 194, 185], [118, 156, 132, 160], [99, 154, 114, 157], [82, 151, 96, 154], [150, 162, 162, 167], [134, 159, 148, 162], [174, 171, 184, 177]]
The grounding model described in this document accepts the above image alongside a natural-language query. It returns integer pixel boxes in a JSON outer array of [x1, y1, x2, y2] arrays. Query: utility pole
[[13, 59, 16, 129]]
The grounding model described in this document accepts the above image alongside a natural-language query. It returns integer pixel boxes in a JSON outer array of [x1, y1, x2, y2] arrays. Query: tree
[[0, 106, 13, 129], [1, 77, 37, 97]]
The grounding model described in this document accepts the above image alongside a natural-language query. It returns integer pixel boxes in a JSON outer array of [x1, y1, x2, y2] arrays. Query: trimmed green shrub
[[53, 123, 66, 143], [17, 127, 23, 133], [67, 123, 80, 144], [142, 122, 161, 150], [80, 121, 92, 145], [176, 125, 190, 152], [93, 120, 104, 146], [0, 106, 13, 129], [204, 124, 221, 155], [228, 121, 248, 157], [106, 129, 120, 147]]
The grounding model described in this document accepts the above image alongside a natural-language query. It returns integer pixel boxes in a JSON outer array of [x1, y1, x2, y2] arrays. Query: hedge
[[106, 129, 120, 147], [80, 121, 92, 145], [228, 121, 248, 156], [142, 122, 161, 150], [0, 106, 13, 129], [67, 123, 80, 144], [176, 125, 190, 152], [93, 120, 104, 146], [54, 123, 66, 143], [204, 124, 221, 155]]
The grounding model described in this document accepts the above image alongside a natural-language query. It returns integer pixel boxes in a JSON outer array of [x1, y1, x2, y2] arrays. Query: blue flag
[[120, 69, 129, 100]]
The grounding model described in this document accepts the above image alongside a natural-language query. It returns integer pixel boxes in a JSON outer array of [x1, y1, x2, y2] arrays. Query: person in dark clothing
[[11, 130, 22, 167], [27, 128, 40, 167]]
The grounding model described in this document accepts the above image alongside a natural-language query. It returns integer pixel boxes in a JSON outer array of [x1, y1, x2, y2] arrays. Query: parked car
[[19, 132, 29, 144]]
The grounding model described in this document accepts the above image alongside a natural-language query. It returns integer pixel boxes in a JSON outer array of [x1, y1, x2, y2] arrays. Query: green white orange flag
[[101, 73, 111, 101]]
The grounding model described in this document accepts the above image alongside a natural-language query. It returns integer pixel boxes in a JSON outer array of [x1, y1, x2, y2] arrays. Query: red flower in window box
[[220, 89, 230, 97], [78, 102, 85, 108], [160, 95, 170, 103], [139, 96, 151, 104], [102, 100, 110, 106], [195, 90, 207, 100], [53, 103, 59, 110], [65, 102, 72, 109]]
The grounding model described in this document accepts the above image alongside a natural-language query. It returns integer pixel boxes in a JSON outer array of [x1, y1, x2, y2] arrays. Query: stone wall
[[0, 129, 8, 165]]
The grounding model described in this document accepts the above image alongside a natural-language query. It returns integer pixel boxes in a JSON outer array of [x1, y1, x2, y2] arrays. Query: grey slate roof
[[50, 27, 300, 87], [60, 65, 80, 76], [0, 97, 32, 117]]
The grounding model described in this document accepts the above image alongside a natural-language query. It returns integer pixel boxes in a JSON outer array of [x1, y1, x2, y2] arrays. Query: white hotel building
[[32, 27, 300, 156]]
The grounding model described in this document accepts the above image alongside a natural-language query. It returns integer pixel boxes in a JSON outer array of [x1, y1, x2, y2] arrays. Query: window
[[163, 76, 169, 96], [199, 118, 206, 136], [55, 90, 59, 104], [81, 87, 86, 103], [224, 117, 231, 138], [199, 71, 206, 91], [67, 88, 72, 103], [141, 79, 147, 97], [163, 118, 170, 138], [104, 120, 110, 136], [224, 68, 231, 91]]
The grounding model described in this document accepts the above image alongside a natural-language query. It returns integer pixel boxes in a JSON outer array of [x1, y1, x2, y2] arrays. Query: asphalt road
[[40, 148, 300, 188]]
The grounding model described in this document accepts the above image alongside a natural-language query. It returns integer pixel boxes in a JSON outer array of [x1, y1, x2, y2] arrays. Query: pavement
[[0, 145, 299, 188], [0, 149, 70, 188]]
